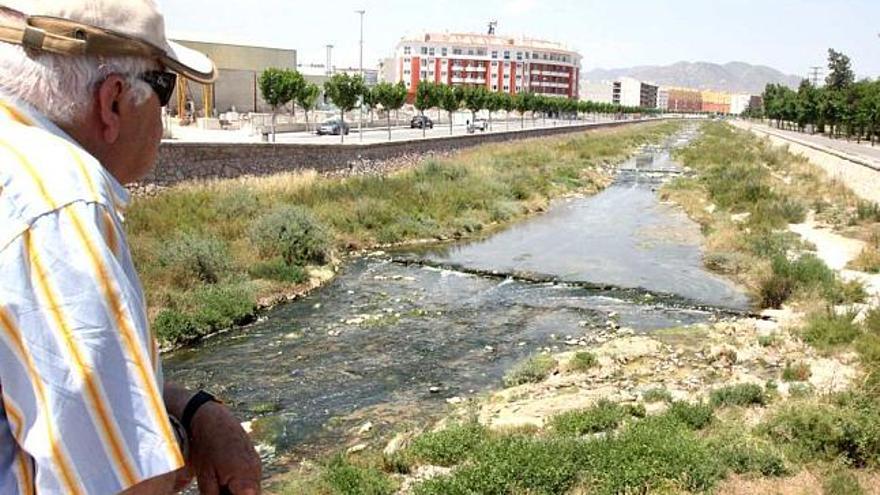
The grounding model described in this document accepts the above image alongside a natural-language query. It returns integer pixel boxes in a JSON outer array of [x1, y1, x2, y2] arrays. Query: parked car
[[472, 118, 489, 131], [410, 115, 434, 129], [317, 118, 350, 135]]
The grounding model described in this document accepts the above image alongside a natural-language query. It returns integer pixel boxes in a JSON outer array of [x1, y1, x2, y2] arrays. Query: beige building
[[169, 39, 298, 116]]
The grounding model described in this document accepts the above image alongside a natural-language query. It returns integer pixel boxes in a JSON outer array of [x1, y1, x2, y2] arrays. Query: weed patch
[[503, 354, 557, 387], [710, 384, 767, 408]]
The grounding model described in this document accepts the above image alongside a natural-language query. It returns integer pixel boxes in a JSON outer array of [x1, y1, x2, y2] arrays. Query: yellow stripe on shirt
[[0, 308, 84, 495], [24, 229, 140, 487], [61, 203, 184, 467], [0, 101, 33, 127], [3, 396, 35, 495]]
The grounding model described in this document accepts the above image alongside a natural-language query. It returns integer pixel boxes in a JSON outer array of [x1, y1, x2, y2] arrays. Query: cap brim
[[162, 40, 217, 84]]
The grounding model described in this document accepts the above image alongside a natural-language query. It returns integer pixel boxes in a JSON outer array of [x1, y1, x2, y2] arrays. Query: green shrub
[[407, 422, 489, 467], [803, 309, 861, 350], [824, 469, 864, 495], [568, 351, 598, 372], [667, 401, 714, 430], [862, 307, 880, 335], [249, 205, 332, 266], [789, 383, 815, 398], [760, 402, 880, 466], [503, 354, 557, 387], [152, 282, 257, 346], [549, 400, 633, 436], [715, 441, 787, 476], [710, 384, 767, 408], [157, 232, 233, 287], [758, 334, 779, 347], [414, 435, 582, 495], [215, 186, 261, 220], [782, 361, 812, 382], [248, 258, 307, 283], [856, 200, 880, 223], [152, 308, 196, 346], [759, 254, 849, 308], [642, 387, 673, 403], [322, 455, 396, 495], [849, 246, 880, 273], [585, 415, 725, 494]]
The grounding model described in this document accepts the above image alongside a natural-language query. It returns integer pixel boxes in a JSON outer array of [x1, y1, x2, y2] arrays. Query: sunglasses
[[140, 71, 178, 107]]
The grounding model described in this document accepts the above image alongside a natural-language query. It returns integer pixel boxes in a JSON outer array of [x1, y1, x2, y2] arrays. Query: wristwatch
[[181, 390, 221, 440]]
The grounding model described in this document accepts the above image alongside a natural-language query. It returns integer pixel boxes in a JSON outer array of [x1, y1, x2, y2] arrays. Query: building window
[[421, 58, 428, 65], [491, 61, 498, 67], [467, 48, 474, 56], [477, 49, 486, 56], [503, 50, 510, 60], [503, 85, 509, 91], [516, 52, 522, 61], [504, 61, 510, 67], [452, 48, 462, 55], [491, 51, 498, 59], [403, 69, 411, 75], [406, 81, 411, 87], [420, 47, 428, 55], [429, 47, 435, 56], [441, 47, 448, 56], [421, 71, 427, 79], [525, 52, 530, 59], [441, 71, 447, 77], [492, 85, 498, 91], [403, 57, 411, 63], [403, 46, 411, 55]]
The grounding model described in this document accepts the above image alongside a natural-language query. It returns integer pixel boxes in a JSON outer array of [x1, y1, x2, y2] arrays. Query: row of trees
[[260, 68, 658, 143], [749, 49, 880, 144]]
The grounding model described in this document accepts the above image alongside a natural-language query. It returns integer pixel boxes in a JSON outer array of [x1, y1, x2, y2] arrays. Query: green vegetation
[[664, 122, 866, 309], [323, 72, 365, 143], [502, 354, 557, 387], [278, 455, 397, 495], [642, 387, 673, 403], [709, 384, 767, 408], [132, 122, 680, 346], [548, 400, 644, 436], [803, 309, 862, 350], [667, 401, 714, 430], [567, 351, 598, 372], [751, 49, 880, 144], [407, 422, 488, 467], [782, 361, 813, 382]]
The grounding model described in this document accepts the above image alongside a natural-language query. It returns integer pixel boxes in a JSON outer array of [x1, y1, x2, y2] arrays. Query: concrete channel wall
[[735, 122, 880, 204], [139, 119, 661, 190]]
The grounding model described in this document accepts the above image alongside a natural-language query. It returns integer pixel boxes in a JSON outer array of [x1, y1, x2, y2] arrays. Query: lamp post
[[356, 9, 365, 142]]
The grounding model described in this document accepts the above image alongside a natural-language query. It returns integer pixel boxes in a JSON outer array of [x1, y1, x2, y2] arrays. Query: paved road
[[747, 123, 880, 164], [164, 117, 630, 146]]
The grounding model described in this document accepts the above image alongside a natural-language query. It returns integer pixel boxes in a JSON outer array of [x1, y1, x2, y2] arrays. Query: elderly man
[[0, 1, 260, 494]]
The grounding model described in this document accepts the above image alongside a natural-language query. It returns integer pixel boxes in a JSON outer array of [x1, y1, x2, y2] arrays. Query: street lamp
[[356, 9, 365, 142]]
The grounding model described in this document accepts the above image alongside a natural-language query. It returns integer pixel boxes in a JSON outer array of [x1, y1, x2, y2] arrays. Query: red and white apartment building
[[391, 32, 582, 100]]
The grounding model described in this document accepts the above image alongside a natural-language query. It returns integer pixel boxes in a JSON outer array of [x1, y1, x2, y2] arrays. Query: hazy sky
[[162, 0, 879, 79]]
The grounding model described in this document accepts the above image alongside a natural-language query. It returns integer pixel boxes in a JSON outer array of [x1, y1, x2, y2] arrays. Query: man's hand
[[189, 401, 262, 495]]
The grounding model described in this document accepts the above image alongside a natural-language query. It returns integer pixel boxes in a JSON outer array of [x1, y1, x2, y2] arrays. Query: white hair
[[0, 42, 156, 125]]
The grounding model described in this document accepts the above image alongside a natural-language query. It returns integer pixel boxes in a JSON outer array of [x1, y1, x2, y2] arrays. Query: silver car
[[317, 119, 350, 136]]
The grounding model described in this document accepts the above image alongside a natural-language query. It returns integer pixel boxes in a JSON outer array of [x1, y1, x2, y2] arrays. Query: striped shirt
[[0, 94, 184, 494]]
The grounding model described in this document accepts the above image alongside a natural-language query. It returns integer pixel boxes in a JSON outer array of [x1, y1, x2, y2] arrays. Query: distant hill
[[583, 61, 802, 94]]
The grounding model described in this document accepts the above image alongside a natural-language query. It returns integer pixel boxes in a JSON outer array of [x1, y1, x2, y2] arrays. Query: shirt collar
[[0, 90, 131, 210]]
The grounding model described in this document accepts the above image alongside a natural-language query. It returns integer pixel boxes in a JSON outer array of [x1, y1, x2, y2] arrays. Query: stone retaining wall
[[138, 119, 659, 190]]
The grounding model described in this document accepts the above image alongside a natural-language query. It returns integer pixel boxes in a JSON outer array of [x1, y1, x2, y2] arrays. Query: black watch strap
[[181, 390, 220, 439]]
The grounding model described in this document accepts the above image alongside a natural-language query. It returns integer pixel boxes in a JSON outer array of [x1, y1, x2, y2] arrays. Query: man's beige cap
[[0, 0, 216, 83]]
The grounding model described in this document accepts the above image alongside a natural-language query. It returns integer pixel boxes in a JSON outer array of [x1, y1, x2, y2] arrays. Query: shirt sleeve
[[0, 200, 183, 495]]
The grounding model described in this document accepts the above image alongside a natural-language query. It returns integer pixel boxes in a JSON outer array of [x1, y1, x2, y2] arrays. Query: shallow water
[[164, 126, 749, 463]]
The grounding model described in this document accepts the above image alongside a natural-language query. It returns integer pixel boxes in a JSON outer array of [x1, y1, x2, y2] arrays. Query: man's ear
[[96, 75, 126, 144]]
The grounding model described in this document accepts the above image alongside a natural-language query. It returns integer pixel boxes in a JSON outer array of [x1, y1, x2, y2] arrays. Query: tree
[[324, 73, 365, 143], [437, 84, 463, 135], [513, 92, 534, 129], [796, 80, 818, 133], [415, 81, 438, 138], [296, 82, 321, 133], [484, 91, 506, 132], [462, 86, 488, 128], [259, 68, 300, 142], [373, 81, 408, 141], [498, 92, 514, 131], [826, 49, 855, 91]]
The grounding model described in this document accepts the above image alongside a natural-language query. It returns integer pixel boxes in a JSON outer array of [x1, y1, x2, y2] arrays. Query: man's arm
[[164, 383, 262, 495]]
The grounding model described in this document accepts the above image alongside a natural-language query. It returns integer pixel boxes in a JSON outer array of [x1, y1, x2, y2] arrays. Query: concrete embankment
[[733, 121, 880, 204]]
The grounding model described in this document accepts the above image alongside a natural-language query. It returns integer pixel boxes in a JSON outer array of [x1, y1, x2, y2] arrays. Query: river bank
[[272, 122, 880, 494], [128, 120, 682, 349]]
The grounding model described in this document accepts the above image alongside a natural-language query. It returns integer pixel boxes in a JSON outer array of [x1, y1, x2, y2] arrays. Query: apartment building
[[392, 32, 582, 99]]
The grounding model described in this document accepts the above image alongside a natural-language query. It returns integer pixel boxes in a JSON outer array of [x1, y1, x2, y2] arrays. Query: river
[[165, 125, 749, 470]]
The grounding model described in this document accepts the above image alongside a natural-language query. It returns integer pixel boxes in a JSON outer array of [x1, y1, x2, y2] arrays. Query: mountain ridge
[[583, 61, 802, 94]]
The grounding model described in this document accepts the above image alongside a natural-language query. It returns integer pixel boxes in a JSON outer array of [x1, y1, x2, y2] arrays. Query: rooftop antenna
[[488, 20, 497, 35]]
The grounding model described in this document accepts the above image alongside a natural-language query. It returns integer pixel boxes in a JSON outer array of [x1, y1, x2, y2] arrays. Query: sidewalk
[[737, 121, 880, 171]]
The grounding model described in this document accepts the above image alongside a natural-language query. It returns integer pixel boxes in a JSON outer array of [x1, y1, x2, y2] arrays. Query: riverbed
[[165, 125, 749, 468]]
